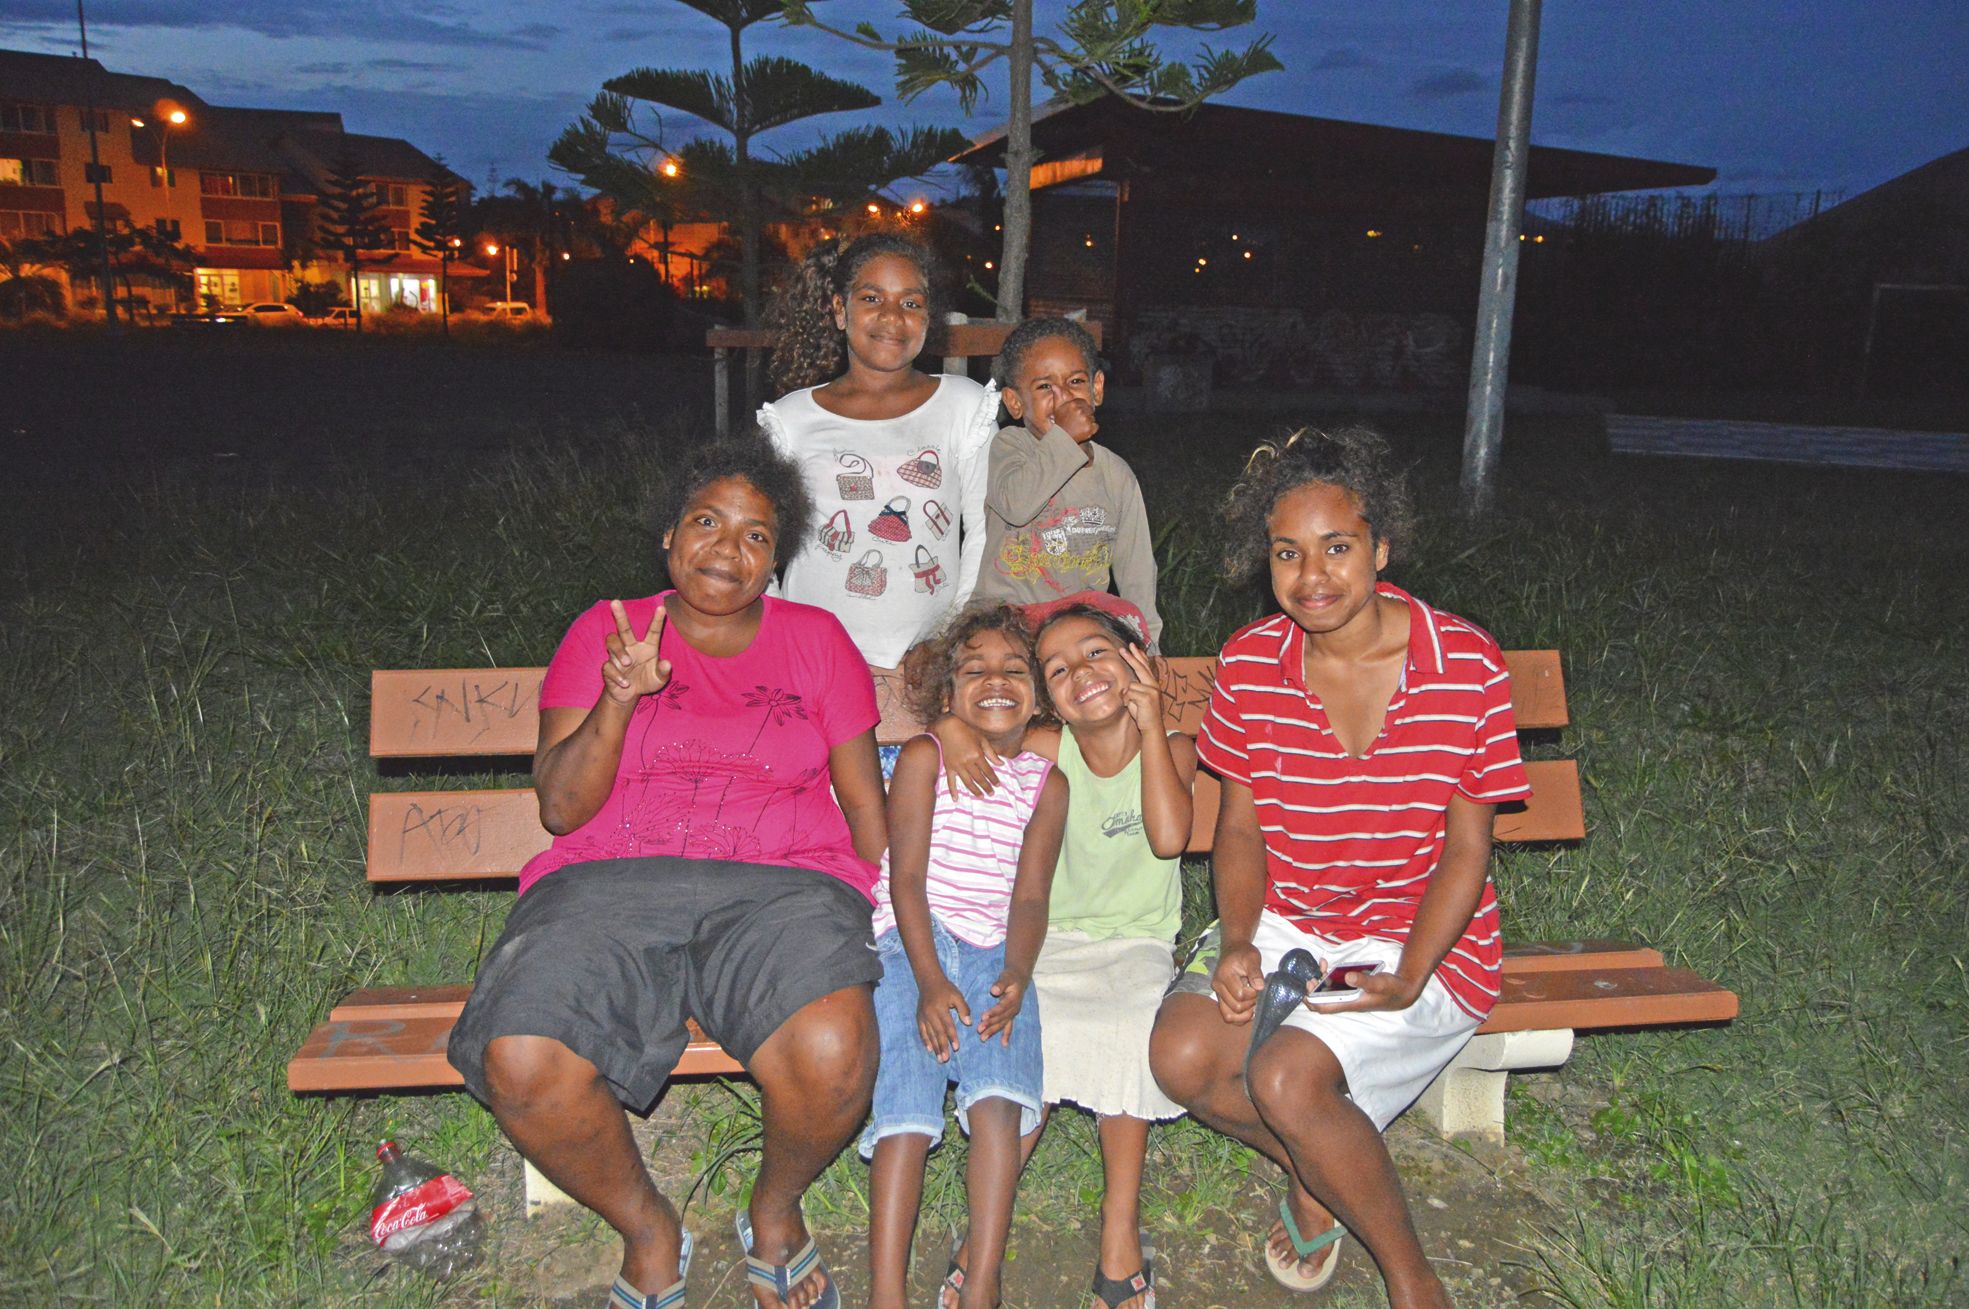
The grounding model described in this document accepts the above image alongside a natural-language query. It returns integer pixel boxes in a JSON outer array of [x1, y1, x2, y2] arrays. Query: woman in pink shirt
[[448, 436, 887, 1309]]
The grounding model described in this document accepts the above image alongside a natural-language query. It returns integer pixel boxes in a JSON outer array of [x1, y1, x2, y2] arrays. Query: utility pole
[[77, 0, 117, 328], [1459, 0, 1542, 516]]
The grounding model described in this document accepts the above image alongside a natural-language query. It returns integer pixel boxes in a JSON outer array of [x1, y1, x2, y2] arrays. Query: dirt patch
[[351, 1087, 1573, 1308]]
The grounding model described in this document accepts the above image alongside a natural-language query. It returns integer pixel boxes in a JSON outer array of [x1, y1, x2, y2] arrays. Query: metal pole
[[77, 0, 117, 327], [1459, 0, 1543, 516]]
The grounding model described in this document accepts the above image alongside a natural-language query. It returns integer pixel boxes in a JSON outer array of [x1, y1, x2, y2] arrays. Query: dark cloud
[[372, 58, 453, 72], [293, 62, 352, 77], [1550, 92, 1615, 108], [1410, 68, 1489, 99], [603, 27, 659, 43], [1311, 46, 1373, 73], [0, 0, 553, 48]]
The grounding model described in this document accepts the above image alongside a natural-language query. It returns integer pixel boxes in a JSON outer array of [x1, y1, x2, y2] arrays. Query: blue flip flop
[[608, 1227, 695, 1308], [736, 1210, 839, 1309]]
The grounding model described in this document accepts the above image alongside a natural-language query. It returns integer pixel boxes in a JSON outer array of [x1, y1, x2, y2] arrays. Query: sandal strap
[[742, 1235, 821, 1295], [1089, 1230, 1157, 1309], [610, 1274, 686, 1309], [1277, 1197, 1346, 1258]]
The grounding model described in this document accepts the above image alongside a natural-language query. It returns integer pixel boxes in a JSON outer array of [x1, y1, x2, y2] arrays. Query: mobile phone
[[1302, 961, 1386, 1005]]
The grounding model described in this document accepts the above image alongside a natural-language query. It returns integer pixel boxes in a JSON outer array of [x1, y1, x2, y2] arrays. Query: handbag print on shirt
[[846, 549, 888, 597], [817, 509, 853, 557], [911, 544, 947, 595], [923, 499, 951, 540], [868, 495, 911, 542], [897, 448, 943, 489], [836, 452, 874, 500]]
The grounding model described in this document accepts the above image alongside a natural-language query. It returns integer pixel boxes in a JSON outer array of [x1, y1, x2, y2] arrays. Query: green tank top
[[1049, 726, 1183, 941]]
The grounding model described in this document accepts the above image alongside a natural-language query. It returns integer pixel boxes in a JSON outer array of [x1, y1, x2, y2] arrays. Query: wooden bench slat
[[370, 758, 1585, 882], [292, 944, 1728, 1092], [1476, 965, 1739, 1034], [287, 1015, 741, 1093], [1500, 941, 1663, 972], [369, 652, 1568, 761]]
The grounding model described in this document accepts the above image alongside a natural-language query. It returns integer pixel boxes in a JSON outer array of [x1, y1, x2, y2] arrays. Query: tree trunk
[[533, 254, 548, 317], [996, 0, 1036, 323], [731, 19, 765, 406]]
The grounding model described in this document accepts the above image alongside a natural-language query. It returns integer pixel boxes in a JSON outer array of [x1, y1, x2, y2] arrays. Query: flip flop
[[736, 1210, 839, 1309], [1246, 948, 1323, 1080], [608, 1227, 695, 1308], [1264, 1196, 1344, 1293], [936, 1232, 967, 1309], [1088, 1229, 1156, 1308]]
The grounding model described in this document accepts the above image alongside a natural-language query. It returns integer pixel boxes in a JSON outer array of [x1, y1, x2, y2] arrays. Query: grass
[[1, 331, 1965, 1305]]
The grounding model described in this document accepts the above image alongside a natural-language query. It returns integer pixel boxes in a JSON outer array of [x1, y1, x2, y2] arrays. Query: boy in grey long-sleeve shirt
[[973, 319, 1163, 648]]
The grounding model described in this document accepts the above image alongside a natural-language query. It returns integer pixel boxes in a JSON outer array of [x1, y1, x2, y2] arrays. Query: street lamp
[[484, 241, 515, 301], [132, 102, 190, 189]]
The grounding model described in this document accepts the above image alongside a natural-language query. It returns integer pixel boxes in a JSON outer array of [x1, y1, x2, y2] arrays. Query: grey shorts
[[447, 857, 881, 1112]]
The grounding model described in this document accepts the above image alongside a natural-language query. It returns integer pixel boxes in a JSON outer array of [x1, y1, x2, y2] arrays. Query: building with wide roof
[[955, 99, 1715, 387], [0, 48, 476, 314]]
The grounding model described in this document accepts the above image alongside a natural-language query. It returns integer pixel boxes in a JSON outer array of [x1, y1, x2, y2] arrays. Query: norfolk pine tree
[[412, 162, 467, 333], [784, 0, 1281, 320], [316, 154, 394, 334]]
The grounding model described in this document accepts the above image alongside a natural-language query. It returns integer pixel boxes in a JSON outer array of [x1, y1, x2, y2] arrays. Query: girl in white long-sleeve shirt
[[758, 234, 1000, 671]]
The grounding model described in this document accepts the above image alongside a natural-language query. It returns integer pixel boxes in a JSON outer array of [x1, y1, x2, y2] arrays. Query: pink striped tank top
[[871, 739, 1055, 948]]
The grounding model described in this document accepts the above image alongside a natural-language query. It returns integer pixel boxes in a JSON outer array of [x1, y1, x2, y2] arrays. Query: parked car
[[243, 301, 307, 326], [475, 300, 534, 321], [316, 306, 359, 328], [169, 305, 247, 329]]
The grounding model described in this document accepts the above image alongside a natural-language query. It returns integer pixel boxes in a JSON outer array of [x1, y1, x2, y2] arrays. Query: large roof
[[0, 48, 202, 114], [1770, 144, 1969, 241], [954, 98, 1714, 212]]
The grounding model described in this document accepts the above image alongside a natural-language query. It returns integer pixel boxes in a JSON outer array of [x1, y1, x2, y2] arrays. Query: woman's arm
[[828, 728, 888, 865], [1333, 794, 1497, 1013], [979, 767, 1069, 1042], [1208, 775, 1270, 1024], [533, 600, 668, 834], [886, 737, 970, 1059]]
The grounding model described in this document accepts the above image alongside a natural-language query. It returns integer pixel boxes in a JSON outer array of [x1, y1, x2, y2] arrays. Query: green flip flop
[[1265, 1197, 1344, 1293]]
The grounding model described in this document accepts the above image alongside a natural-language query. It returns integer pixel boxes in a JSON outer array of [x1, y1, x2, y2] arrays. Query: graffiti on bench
[[404, 675, 542, 748], [398, 801, 484, 858]]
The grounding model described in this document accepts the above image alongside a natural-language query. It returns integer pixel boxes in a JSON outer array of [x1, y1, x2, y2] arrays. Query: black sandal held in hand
[[1246, 948, 1324, 1080]]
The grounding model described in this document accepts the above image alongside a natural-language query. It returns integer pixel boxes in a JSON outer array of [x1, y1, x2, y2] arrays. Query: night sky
[[5, 0, 1964, 204]]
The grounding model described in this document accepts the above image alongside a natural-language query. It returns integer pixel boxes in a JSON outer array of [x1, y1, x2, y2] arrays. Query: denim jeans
[[859, 917, 1044, 1158]]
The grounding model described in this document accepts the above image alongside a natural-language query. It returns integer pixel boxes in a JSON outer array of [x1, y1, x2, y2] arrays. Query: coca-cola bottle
[[368, 1140, 486, 1278]]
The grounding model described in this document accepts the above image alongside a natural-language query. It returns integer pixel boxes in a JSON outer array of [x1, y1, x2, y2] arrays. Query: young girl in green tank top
[[1021, 601, 1198, 1309]]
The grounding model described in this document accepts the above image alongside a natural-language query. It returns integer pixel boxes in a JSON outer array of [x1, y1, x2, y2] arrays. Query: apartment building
[[0, 48, 471, 313]]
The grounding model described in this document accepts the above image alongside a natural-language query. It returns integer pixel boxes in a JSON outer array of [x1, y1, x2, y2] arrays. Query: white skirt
[[1030, 931, 1185, 1120]]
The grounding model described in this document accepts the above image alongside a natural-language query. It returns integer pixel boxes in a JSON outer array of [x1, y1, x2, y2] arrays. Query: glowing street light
[[866, 202, 880, 216], [908, 199, 926, 215], [133, 101, 190, 194], [660, 159, 680, 178]]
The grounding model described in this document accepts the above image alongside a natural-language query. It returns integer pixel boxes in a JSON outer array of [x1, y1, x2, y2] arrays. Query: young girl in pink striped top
[[863, 604, 1069, 1309]]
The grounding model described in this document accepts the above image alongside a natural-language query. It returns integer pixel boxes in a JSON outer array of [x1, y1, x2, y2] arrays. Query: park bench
[[289, 647, 1736, 1206], [707, 320, 1102, 436], [1605, 413, 1969, 473]]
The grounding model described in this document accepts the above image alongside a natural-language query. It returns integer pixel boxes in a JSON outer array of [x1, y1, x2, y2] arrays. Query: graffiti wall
[[1125, 306, 1466, 391]]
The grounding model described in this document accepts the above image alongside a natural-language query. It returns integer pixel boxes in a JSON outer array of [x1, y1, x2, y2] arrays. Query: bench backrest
[[367, 653, 1582, 883], [706, 321, 1103, 357]]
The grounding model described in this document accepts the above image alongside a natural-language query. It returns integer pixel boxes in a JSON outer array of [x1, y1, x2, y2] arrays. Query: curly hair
[[651, 428, 816, 571], [763, 234, 943, 397], [992, 316, 1102, 391], [900, 602, 1037, 723], [1220, 426, 1416, 583], [1029, 602, 1150, 721]]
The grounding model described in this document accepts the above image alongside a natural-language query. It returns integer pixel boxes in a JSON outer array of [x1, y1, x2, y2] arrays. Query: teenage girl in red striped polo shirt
[[1150, 428, 1531, 1308]]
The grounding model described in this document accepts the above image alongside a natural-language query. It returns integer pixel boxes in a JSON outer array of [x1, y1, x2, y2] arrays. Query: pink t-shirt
[[517, 593, 882, 900]]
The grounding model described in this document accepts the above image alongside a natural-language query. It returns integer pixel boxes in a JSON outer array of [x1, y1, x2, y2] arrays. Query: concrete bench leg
[[1412, 1028, 1574, 1143], [523, 1158, 576, 1214]]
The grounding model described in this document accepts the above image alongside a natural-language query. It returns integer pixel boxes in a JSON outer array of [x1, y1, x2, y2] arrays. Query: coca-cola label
[[370, 1174, 472, 1246]]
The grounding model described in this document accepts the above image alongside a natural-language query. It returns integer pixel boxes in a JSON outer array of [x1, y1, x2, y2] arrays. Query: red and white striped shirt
[[1196, 584, 1532, 1019], [871, 741, 1056, 948]]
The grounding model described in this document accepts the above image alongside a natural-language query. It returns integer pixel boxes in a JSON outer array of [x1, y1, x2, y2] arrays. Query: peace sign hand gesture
[[601, 600, 671, 706], [1118, 643, 1164, 735]]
